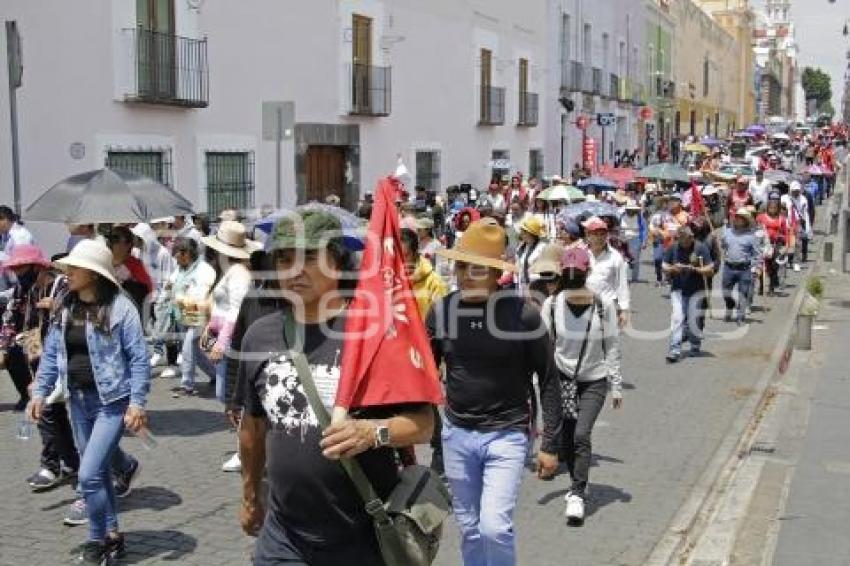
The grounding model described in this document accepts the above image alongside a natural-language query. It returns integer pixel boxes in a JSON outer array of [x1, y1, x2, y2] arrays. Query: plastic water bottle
[[134, 427, 158, 451], [16, 415, 33, 441]]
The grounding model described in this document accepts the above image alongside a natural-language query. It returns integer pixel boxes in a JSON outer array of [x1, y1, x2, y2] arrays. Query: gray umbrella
[[25, 168, 194, 223], [637, 163, 691, 184]]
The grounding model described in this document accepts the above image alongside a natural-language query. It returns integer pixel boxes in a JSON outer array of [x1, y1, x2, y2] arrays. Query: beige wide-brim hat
[[55, 239, 119, 287], [202, 220, 261, 260], [530, 243, 566, 275], [437, 218, 517, 272]]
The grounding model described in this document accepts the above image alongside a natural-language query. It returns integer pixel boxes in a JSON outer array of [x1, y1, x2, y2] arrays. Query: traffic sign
[[597, 113, 616, 127]]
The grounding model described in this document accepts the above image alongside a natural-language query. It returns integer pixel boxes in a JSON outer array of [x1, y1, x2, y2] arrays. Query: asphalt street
[[0, 249, 813, 566]]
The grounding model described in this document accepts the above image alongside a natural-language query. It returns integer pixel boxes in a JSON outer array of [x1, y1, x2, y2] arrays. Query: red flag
[[336, 177, 443, 410], [690, 181, 705, 219]]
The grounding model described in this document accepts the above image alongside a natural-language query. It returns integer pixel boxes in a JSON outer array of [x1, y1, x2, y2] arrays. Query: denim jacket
[[34, 293, 151, 408]]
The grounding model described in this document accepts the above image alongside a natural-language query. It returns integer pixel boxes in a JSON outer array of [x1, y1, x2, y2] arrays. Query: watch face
[[378, 426, 391, 446]]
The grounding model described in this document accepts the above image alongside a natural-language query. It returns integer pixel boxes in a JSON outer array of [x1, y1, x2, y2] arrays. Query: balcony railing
[[518, 92, 538, 126], [632, 83, 647, 106], [592, 68, 602, 95], [608, 73, 619, 100], [349, 63, 391, 116], [562, 60, 584, 92], [479, 86, 505, 125], [122, 27, 208, 108], [618, 77, 632, 103]]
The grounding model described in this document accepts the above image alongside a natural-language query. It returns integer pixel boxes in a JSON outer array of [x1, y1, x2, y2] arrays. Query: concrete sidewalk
[[770, 270, 850, 566]]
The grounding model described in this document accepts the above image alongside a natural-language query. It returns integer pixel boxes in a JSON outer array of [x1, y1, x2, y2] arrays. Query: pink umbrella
[[597, 164, 636, 188]]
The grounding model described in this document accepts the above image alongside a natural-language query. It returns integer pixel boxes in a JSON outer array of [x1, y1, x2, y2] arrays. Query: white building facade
[[545, 0, 646, 178], [0, 0, 550, 241]]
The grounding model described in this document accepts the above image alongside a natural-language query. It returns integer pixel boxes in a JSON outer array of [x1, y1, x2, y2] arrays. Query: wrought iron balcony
[[618, 77, 632, 103], [349, 63, 392, 116], [608, 73, 619, 100], [479, 86, 505, 125], [592, 68, 603, 95], [632, 83, 647, 106], [562, 60, 584, 92], [122, 27, 208, 108], [518, 92, 538, 127]]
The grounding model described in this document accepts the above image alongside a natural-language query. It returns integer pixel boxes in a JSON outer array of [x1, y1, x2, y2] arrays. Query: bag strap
[[281, 312, 397, 530], [553, 294, 596, 379]]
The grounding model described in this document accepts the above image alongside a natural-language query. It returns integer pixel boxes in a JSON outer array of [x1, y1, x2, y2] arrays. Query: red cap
[[560, 246, 591, 271]]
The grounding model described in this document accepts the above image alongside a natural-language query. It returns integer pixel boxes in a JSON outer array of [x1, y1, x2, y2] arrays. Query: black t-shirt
[[242, 310, 410, 546], [664, 242, 713, 296], [66, 307, 95, 390], [426, 293, 553, 432]]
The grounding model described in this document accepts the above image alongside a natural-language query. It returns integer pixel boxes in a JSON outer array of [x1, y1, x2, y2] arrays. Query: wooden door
[[136, 0, 175, 98], [352, 14, 372, 112], [480, 48, 492, 121], [518, 58, 528, 122], [305, 146, 346, 205]]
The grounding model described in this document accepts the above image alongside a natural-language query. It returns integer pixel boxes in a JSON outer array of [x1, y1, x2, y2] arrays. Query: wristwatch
[[374, 422, 391, 448]]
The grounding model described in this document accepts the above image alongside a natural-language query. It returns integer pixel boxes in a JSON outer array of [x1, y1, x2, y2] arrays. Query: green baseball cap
[[270, 210, 343, 250]]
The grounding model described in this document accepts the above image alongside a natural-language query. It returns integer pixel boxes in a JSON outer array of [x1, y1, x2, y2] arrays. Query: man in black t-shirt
[[662, 226, 715, 363], [432, 218, 562, 565], [238, 210, 434, 566]]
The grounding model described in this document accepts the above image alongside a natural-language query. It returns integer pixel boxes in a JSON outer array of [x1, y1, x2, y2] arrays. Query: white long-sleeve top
[[586, 245, 631, 312], [209, 263, 251, 350], [542, 292, 623, 397]]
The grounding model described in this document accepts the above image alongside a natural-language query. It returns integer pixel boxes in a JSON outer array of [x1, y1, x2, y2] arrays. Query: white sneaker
[[793, 263, 801, 272], [160, 368, 178, 379], [176, 353, 184, 365], [149, 353, 164, 367], [222, 453, 241, 473], [565, 492, 585, 523]]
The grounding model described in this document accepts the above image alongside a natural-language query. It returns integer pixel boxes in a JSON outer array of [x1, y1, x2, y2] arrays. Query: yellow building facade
[[694, 0, 758, 128], [670, 0, 746, 139]]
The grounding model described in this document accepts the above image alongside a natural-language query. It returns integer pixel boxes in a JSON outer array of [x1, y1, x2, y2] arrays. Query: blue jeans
[[68, 388, 129, 542], [722, 267, 752, 322], [669, 290, 707, 354], [628, 238, 642, 282], [442, 419, 528, 566], [182, 328, 226, 403]]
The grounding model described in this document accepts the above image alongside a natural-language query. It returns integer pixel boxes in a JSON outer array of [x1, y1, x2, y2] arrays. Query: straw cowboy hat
[[437, 218, 517, 272], [202, 220, 260, 260], [530, 242, 566, 275], [3, 244, 52, 270], [519, 216, 546, 239], [734, 208, 753, 223], [54, 239, 119, 286]]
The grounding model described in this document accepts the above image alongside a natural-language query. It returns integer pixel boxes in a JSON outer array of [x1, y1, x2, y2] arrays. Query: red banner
[[583, 137, 597, 171]]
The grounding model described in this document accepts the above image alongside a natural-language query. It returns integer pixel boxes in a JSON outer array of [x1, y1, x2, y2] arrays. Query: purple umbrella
[[746, 125, 766, 135]]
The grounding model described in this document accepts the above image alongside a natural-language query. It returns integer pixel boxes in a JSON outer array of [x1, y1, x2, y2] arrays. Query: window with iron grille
[[415, 150, 441, 193], [491, 149, 510, 181], [106, 150, 171, 186], [529, 150, 543, 180], [205, 152, 255, 216]]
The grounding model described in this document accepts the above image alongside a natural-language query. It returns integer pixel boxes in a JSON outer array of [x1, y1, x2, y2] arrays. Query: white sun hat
[[202, 220, 260, 260], [54, 239, 119, 286]]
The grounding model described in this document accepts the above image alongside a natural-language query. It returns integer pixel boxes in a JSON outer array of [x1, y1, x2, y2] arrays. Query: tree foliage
[[801, 67, 833, 113]]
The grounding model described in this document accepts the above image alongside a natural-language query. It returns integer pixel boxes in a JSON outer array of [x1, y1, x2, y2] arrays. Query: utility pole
[[5, 21, 23, 216]]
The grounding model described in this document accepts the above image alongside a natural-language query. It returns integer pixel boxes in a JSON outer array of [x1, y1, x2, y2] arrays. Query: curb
[[645, 193, 833, 566]]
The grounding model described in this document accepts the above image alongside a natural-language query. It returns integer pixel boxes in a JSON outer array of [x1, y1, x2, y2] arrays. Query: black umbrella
[[25, 168, 194, 223]]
